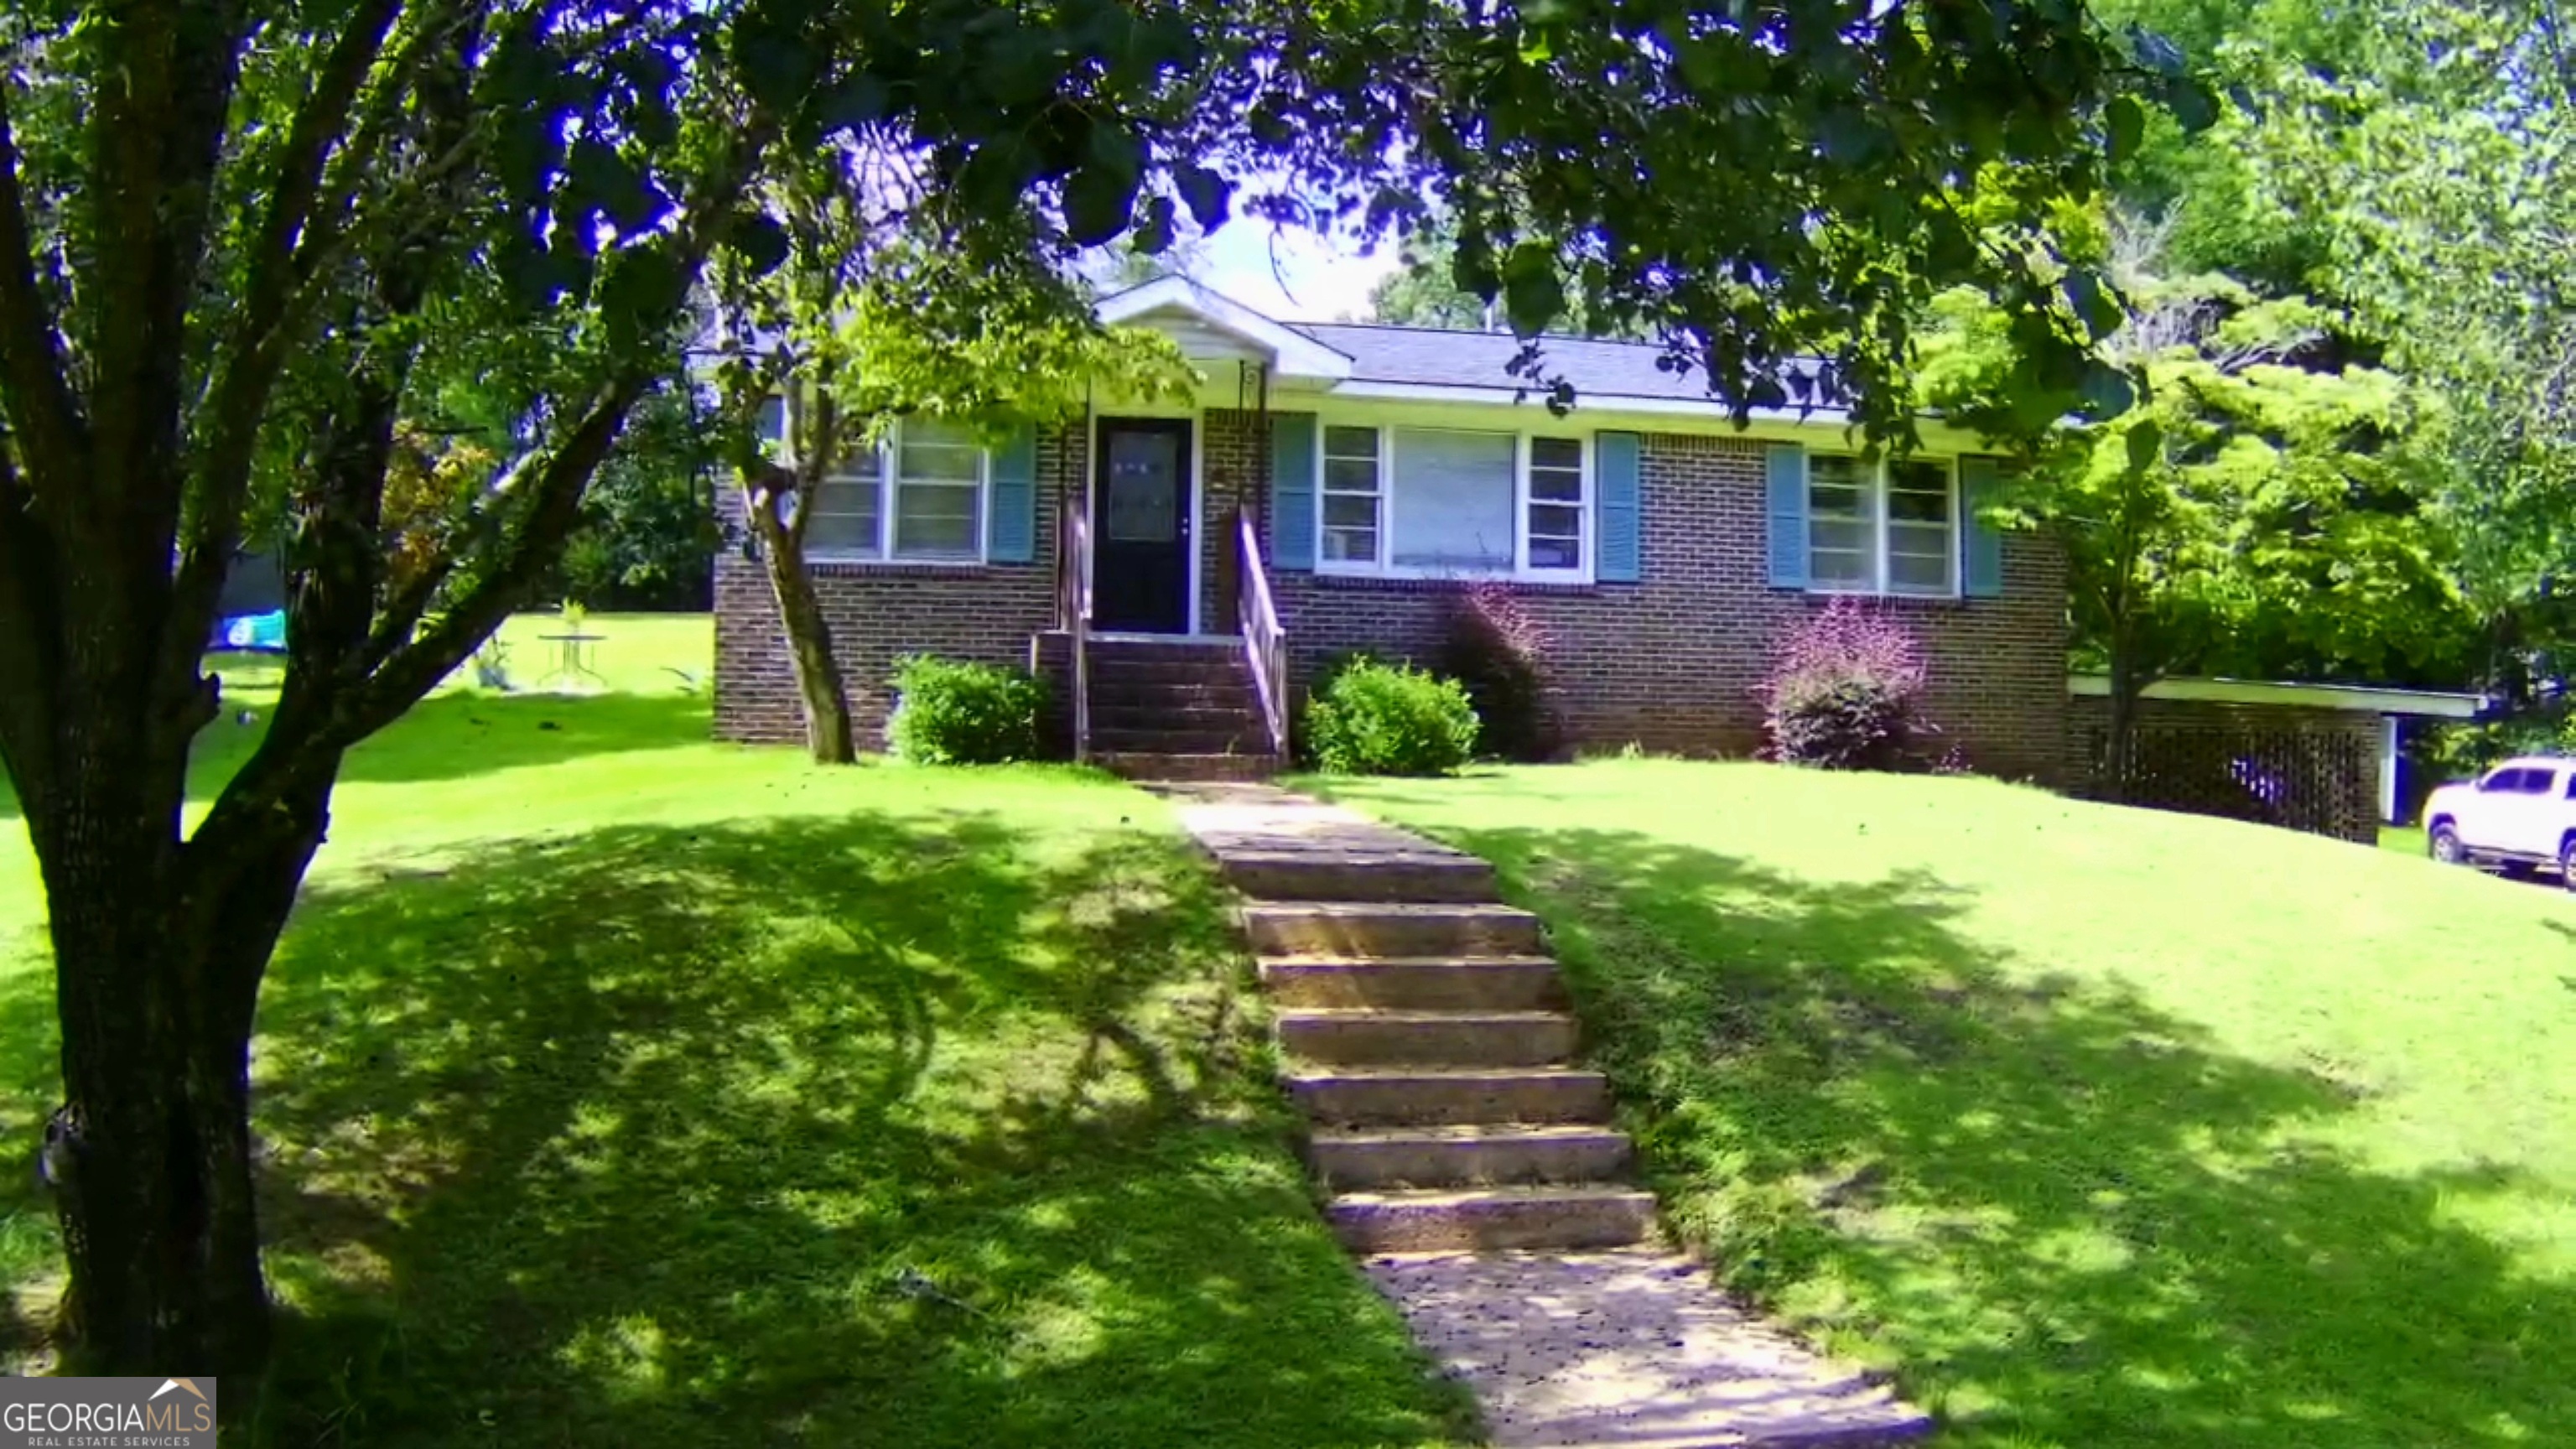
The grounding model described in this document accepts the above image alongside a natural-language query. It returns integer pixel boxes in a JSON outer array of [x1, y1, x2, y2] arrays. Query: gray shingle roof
[[1291, 322, 1840, 411]]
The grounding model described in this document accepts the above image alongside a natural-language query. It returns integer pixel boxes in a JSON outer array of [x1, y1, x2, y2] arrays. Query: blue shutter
[[1594, 431, 1642, 582], [986, 422, 1038, 564], [1270, 411, 1317, 570], [1961, 454, 2003, 598], [757, 395, 787, 454], [1764, 442, 1809, 589]]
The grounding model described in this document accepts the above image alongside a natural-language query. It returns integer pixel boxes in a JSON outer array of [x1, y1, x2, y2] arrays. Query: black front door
[[1092, 418, 1193, 633]]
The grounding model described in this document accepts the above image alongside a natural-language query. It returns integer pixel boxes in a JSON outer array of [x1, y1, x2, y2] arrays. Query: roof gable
[[1096, 277, 1352, 382]]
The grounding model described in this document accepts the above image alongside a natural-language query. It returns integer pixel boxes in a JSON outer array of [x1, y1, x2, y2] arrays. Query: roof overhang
[[2068, 673, 2485, 719], [1097, 277, 1353, 382], [1317, 377, 1855, 425]]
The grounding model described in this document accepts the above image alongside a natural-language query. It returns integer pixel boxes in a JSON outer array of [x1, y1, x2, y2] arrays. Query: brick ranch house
[[714, 276, 2070, 779]]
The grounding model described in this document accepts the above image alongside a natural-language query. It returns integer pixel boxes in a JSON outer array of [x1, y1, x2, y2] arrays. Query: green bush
[[1304, 658, 1479, 776], [886, 655, 1047, 764]]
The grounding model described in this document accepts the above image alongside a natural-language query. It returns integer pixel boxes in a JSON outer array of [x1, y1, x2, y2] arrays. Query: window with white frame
[[1317, 424, 1588, 579], [1885, 459, 1954, 595], [802, 418, 988, 563], [1527, 438, 1586, 569], [1322, 424, 1381, 564], [1807, 454, 1875, 589], [892, 419, 983, 558], [1805, 453, 1955, 598]]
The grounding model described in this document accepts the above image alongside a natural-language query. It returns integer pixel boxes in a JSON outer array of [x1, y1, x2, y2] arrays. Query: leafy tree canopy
[[1923, 231, 2471, 699], [0, 0, 2185, 1377]]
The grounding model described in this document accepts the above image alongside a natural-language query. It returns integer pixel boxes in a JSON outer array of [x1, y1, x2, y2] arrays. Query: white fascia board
[[1304, 380, 1997, 452], [1320, 377, 1852, 423], [2067, 673, 2485, 718]]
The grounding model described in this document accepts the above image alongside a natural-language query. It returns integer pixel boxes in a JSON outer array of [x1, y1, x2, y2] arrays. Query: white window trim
[[1312, 423, 1594, 584], [792, 418, 993, 568], [1804, 454, 1960, 601]]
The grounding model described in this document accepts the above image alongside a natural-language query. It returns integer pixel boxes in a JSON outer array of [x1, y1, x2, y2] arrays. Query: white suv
[[2423, 755, 2576, 886]]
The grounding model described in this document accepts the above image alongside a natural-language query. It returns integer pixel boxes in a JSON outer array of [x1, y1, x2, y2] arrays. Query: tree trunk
[[743, 487, 855, 764], [34, 760, 329, 1378], [2104, 647, 2141, 804]]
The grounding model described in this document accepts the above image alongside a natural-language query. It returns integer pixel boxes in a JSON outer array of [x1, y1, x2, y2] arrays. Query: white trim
[[2380, 715, 2401, 823], [797, 417, 992, 568], [1319, 377, 1855, 426], [1239, 387, 1993, 457], [1096, 277, 1353, 382], [1310, 420, 1594, 585], [1801, 451, 1961, 601], [2068, 673, 2485, 718]]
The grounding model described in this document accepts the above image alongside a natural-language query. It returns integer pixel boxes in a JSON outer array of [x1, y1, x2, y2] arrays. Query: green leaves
[[1063, 123, 1142, 247], [725, 212, 790, 278], [817, 72, 890, 136], [567, 137, 668, 236], [2126, 417, 2163, 474], [2061, 267, 2125, 340], [2080, 361, 2137, 418], [1500, 242, 1564, 338], [2106, 95, 2146, 166], [1172, 164, 1230, 231]]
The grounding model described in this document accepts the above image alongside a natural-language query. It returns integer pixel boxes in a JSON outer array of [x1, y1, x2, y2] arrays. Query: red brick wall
[[1208, 413, 2071, 782], [714, 410, 2070, 781], [711, 427, 1083, 745]]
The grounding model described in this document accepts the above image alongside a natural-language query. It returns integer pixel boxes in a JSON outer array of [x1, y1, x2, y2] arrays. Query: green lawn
[[1314, 761, 2576, 1448], [0, 616, 1470, 1447]]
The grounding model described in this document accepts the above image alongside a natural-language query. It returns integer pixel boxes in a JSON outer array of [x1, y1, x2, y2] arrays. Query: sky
[[1196, 220, 1400, 321]]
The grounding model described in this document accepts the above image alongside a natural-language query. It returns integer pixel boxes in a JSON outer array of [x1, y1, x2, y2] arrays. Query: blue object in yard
[[216, 609, 288, 652]]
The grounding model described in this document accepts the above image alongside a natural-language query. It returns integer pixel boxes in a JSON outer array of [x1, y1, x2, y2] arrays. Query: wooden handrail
[[1059, 496, 1093, 761], [1236, 507, 1289, 758]]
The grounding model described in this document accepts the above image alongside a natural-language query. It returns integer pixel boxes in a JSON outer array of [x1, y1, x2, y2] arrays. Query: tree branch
[[0, 80, 86, 491], [192, 120, 776, 847], [169, 1, 460, 699], [0, 440, 62, 811]]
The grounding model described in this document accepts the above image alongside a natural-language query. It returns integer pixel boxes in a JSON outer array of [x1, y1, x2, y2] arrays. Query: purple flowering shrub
[[1758, 599, 1934, 771]]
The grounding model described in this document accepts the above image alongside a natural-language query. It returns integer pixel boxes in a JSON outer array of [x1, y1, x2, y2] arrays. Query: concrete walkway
[[1167, 783, 1929, 1448]]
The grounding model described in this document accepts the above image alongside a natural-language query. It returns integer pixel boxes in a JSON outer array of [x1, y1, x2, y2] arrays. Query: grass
[[1313, 760, 2576, 1449], [0, 615, 1471, 1448]]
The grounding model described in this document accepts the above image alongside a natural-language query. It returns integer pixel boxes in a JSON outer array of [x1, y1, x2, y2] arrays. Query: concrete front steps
[[1068, 636, 1280, 782], [1171, 784, 1933, 1447], [1171, 787, 1649, 1255], [1259, 901, 1647, 1253], [1310, 1124, 1635, 1189]]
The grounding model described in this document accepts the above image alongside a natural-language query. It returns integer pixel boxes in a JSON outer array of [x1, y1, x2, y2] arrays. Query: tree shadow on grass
[[1441, 824, 2576, 1448], [233, 811, 1470, 1448]]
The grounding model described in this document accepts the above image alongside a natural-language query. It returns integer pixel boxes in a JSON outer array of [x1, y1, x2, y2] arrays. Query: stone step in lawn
[[1308, 1124, 1634, 1191], [1244, 901, 1543, 958], [1215, 849, 1500, 904], [1286, 1065, 1614, 1127], [1259, 954, 1568, 1011], [1276, 1007, 1581, 1068], [1328, 1184, 1656, 1253]]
